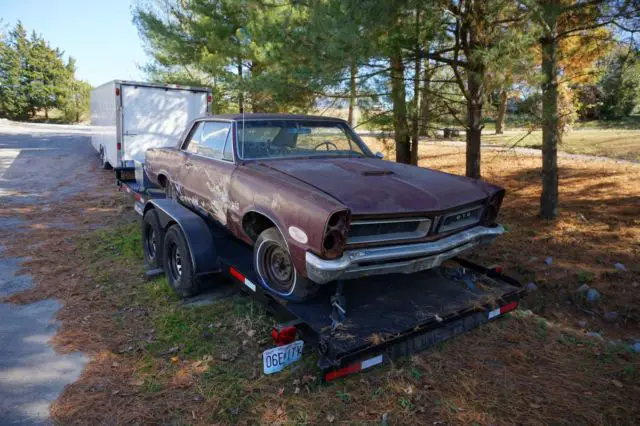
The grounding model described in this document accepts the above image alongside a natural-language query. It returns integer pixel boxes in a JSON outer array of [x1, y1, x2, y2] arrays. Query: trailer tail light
[[271, 325, 297, 346], [324, 354, 383, 382], [207, 95, 212, 103], [134, 193, 145, 204], [488, 301, 518, 320], [115, 87, 120, 96], [229, 266, 256, 292], [117, 142, 121, 151]]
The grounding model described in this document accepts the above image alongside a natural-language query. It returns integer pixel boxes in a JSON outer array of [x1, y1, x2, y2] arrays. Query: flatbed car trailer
[[118, 177, 525, 382]]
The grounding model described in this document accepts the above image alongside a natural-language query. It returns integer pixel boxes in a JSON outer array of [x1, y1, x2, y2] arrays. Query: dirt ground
[[1, 131, 639, 424]]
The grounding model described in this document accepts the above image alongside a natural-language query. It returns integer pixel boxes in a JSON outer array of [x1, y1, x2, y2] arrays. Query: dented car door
[[180, 120, 235, 225]]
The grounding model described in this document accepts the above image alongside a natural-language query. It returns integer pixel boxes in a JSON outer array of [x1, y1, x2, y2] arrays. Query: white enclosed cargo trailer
[[90, 80, 212, 169]]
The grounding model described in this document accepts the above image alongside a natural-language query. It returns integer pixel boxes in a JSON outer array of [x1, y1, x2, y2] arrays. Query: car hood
[[250, 157, 500, 216]]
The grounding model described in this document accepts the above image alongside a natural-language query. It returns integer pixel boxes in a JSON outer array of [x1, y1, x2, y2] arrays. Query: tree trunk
[[410, 9, 421, 166], [419, 61, 431, 137], [460, 2, 484, 179], [237, 57, 244, 113], [540, 14, 560, 219], [466, 66, 483, 179], [347, 59, 357, 126], [44, 108, 48, 120], [495, 89, 507, 134], [390, 53, 410, 164]]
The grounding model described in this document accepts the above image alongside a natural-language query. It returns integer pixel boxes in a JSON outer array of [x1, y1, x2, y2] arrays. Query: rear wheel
[[162, 224, 201, 298], [164, 180, 175, 199], [254, 227, 318, 302], [99, 147, 111, 170], [142, 209, 163, 269]]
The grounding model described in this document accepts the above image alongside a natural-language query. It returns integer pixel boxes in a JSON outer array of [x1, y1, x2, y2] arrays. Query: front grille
[[347, 218, 431, 244], [438, 205, 484, 233]]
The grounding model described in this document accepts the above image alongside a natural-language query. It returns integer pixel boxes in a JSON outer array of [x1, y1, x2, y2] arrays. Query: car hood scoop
[[253, 157, 494, 215], [362, 169, 394, 176]]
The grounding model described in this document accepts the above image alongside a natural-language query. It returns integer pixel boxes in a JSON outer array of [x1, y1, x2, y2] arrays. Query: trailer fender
[[144, 199, 220, 276]]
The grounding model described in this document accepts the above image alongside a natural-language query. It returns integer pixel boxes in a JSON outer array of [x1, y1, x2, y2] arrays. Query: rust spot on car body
[[144, 113, 505, 279]]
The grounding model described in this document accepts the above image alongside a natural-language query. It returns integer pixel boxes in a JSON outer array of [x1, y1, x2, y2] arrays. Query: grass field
[[482, 128, 640, 162], [2, 147, 639, 424]]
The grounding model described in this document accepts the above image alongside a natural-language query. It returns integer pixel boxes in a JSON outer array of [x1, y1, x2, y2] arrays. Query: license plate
[[262, 340, 304, 375]]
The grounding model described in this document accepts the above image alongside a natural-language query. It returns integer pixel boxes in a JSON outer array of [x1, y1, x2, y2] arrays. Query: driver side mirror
[[375, 151, 384, 159]]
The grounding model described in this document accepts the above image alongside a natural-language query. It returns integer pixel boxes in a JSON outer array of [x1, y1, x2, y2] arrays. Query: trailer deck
[[119, 178, 525, 381], [202, 219, 523, 379]]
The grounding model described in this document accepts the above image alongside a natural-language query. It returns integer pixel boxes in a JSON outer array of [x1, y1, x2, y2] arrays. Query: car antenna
[[242, 106, 245, 160], [241, 89, 246, 159]]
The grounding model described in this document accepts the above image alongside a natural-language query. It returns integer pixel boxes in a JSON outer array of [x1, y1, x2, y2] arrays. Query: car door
[[175, 121, 204, 209], [180, 120, 235, 225]]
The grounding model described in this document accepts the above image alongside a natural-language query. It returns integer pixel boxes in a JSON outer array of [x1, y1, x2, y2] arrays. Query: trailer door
[[121, 85, 208, 166]]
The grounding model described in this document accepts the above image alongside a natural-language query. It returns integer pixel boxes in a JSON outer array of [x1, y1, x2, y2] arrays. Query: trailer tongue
[[121, 181, 524, 381]]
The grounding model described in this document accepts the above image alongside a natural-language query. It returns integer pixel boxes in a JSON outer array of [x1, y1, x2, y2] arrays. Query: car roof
[[200, 113, 348, 122]]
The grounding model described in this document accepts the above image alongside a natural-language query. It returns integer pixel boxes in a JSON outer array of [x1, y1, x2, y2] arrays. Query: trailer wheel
[[255, 227, 318, 302], [142, 209, 163, 269], [99, 146, 111, 170], [163, 225, 201, 298]]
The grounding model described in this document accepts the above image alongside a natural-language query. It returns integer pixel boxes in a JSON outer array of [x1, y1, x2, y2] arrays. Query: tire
[[141, 209, 163, 269], [99, 147, 112, 170], [162, 224, 201, 298], [254, 227, 318, 302], [164, 180, 175, 199]]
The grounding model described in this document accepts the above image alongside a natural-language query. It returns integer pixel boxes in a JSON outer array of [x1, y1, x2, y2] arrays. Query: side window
[[222, 131, 234, 161], [198, 121, 231, 159], [183, 122, 203, 153]]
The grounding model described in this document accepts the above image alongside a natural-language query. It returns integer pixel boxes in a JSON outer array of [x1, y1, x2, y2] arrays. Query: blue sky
[[0, 0, 147, 86]]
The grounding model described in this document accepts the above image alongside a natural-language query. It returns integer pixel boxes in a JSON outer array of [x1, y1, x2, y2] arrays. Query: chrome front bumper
[[305, 225, 504, 284]]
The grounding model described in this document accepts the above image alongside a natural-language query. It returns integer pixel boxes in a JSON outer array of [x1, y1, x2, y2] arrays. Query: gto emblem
[[455, 212, 472, 221]]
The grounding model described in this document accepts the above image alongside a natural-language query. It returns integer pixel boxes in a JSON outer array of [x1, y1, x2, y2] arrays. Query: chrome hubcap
[[259, 243, 294, 293]]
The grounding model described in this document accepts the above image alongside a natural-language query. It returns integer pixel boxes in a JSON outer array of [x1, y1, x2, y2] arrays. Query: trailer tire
[[162, 225, 201, 298], [99, 146, 112, 170], [142, 209, 163, 269], [255, 227, 318, 302]]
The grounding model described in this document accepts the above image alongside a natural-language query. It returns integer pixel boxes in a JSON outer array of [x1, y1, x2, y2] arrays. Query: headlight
[[482, 190, 505, 226], [322, 209, 350, 259]]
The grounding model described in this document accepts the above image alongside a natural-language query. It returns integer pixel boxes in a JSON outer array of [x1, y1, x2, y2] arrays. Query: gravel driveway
[[0, 121, 105, 425]]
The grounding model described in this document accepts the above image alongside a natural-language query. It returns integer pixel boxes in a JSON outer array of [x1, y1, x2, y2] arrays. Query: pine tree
[[0, 22, 31, 120], [0, 21, 90, 122]]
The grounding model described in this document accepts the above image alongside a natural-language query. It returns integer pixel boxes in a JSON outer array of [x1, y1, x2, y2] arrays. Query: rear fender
[[144, 199, 220, 276]]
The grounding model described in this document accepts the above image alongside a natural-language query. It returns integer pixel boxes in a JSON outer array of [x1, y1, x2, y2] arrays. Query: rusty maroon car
[[144, 114, 505, 301]]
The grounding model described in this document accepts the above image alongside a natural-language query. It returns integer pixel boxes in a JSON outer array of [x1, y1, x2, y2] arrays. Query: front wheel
[[254, 227, 318, 302], [162, 225, 201, 298], [164, 180, 175, 199]]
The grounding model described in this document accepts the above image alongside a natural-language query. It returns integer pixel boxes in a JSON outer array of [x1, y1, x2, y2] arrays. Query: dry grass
[[2, 148, 640, 424]]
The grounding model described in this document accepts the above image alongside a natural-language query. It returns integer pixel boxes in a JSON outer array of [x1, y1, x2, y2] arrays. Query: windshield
[[236, 120, 372, 160]]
